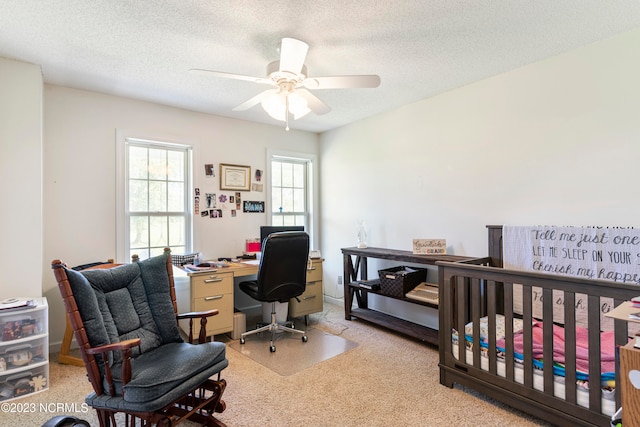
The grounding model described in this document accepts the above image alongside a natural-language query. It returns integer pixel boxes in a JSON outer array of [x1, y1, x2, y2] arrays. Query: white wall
[[319, 28, 640, 322], [6, 25, 640, 349], [42, 86, 318, 347], [0, 57, 43, 299]]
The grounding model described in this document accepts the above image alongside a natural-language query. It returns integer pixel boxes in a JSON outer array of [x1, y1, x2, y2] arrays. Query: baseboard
[[49, 339, 66, 354], [235, 303, 262, 312], [323, 295, 344, 307]]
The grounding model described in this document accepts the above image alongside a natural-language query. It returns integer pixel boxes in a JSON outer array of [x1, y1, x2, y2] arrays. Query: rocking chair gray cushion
[[63, 252, 228, 411], [86, 342, 228, 411]]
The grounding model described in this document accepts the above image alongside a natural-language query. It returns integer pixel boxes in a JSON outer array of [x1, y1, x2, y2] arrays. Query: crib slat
[[504, 282, 515, 382], [487, 280, 498, 375], [455, 275, 467, 363], [563, 291, 577, 405], [542, 287, 554, 395], [471, 277, 482, 368], [523, 284, 533, 389], [588, 294, 602, 413]]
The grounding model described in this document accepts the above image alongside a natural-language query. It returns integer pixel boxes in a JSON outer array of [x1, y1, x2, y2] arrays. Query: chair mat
[[227, 326, 358, 376]]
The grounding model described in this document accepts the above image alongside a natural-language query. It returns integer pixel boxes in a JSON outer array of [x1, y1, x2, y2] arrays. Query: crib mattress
[[450, 315, 616, 417], [450, 342, 615, 416]]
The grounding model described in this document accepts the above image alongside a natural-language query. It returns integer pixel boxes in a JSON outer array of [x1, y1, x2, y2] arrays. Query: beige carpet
[[8, 303, 552, 427]]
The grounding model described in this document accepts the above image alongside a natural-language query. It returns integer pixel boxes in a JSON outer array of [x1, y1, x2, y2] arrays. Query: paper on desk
[[184, 264, 217, 272], [242, 260, 260, 265]]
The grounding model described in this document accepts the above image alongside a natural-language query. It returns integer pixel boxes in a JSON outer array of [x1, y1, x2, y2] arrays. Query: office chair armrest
[[86, 338, 141, 397], [177, 310, 220, 344]]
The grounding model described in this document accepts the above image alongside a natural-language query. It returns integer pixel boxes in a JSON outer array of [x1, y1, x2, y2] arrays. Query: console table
[[342, 247, 473, 346]]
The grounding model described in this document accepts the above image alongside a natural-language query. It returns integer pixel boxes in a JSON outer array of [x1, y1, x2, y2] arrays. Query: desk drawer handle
[[204, 277, 223, 283], [205, 295, 223, 301], [302, 295, 316, 301]]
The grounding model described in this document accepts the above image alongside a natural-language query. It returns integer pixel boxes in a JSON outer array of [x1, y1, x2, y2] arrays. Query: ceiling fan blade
[[232, 89, 278, 111], [189, 69, 273, 85], [279, 38, 309, 75], [302, 74, 381, 89], [296, 89, 331, 115]]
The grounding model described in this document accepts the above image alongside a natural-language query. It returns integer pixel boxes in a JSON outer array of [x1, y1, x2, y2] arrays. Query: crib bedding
[[451, 315, 617, 416], [462, 314, 618, 381], [503, 320, 618, 380]]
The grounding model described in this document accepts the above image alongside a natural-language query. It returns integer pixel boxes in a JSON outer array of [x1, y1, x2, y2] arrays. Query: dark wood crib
[[438, 225, 638, 426]]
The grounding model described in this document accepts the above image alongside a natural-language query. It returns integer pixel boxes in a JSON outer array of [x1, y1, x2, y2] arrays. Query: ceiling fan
[[190, 38, 381, 130]]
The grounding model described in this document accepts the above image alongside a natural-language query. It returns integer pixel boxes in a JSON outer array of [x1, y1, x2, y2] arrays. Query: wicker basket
[[378, 266, 427, 298], [170, 253, 199, 266]]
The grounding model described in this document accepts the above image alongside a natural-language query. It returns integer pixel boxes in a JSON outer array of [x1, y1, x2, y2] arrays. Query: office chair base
[[240, 305, 307, 352]]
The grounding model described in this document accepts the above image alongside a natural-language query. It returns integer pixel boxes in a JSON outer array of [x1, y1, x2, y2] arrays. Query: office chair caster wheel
[[240, 337, 245, 344], [270, 345, 276, 352], [302, 335, 308, 343]]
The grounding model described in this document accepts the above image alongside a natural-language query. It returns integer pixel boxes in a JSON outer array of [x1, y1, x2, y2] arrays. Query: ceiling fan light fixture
[[289, 92, 311, 119], [261, 89, 310, 122], [261, 93, 285, 120]]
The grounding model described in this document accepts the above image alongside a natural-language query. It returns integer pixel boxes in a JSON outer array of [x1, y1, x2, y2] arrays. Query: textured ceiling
[[2, 1, 640, 133]]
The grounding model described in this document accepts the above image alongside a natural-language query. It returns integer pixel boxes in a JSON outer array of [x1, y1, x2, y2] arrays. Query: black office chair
[[239, 231, 310, 352]]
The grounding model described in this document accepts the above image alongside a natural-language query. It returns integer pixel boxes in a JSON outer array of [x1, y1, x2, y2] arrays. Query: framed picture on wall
[[220, 163, 251, 191]]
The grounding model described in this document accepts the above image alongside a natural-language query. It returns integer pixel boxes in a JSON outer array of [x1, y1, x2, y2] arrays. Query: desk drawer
[[290, 280, 323, 317], [192, 273, 233, 299], [306, 263, 322, 283], [193, 294, 233, 336]]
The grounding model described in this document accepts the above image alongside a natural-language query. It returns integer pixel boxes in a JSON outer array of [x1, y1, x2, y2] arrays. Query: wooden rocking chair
[[51, 249, 228, 426]]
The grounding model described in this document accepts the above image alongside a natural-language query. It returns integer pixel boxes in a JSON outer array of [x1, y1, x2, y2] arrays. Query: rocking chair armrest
[[177, 309, 219, 319], [86, 338, 141, 397], [85, 338, 142, 355], [177, 310, 219, 344]]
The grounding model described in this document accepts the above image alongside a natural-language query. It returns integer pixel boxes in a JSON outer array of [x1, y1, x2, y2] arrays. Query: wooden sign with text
[[412, 239, 446, 255]]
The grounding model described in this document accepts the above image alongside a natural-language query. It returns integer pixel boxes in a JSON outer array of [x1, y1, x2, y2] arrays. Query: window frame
[[116, 130, 194, 262], [266, 149, 318, 250]]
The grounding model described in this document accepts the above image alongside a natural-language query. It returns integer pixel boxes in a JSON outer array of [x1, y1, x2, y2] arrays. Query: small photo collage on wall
[[195, 162, 264, 220]]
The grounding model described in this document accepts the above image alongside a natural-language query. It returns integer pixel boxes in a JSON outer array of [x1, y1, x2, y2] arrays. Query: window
[[117, 133, 192, 262], [271, 158, 307, 226], [267, 150, 318, 249]]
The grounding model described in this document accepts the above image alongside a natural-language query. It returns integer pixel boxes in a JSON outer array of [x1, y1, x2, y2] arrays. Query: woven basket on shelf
[[378, 266, 427, 298]]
